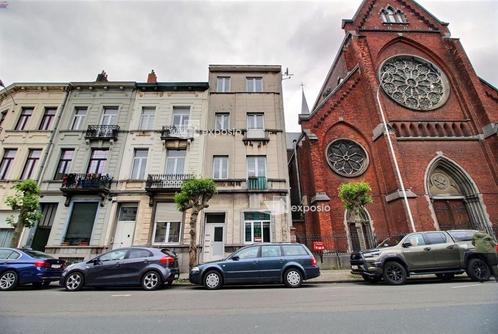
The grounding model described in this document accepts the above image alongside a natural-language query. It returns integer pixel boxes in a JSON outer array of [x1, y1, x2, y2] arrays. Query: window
[[153, 221, 181, 244], [282, 245, 308, 256], [213, 156, 228, 179], [247, 113, 264, 129], [64, 202, 98, 245], [424, 232, 447, 245], [128, 249, 152, 259], [0, 149, 16, 180], [0, 249, 14, 259], [87, 149, 108, 174], [381, 6, 406, 23], [247, 156, 266, 177], [21, 149, 41, 180], [244, 212, 271, 243], [217, 77, 231, 92], [100, 249, 127, 262], [54, 149, 74, 180], [165, 150, 185, 174], [172, 106, 190, 128], [131, 149, 148, 179], [262, 245, 281, 257], [215, 113, 230, 130], [448, 230, 477, 242], [39, 107, 57, 130], [405, 233, 426, 247], [235, 246, 259, 259], [71, 107, 87, 130], [139, 106, 155, 130], [22, 250, 54, 259], [101, 106, 118, 125], [16, 107, 33, 130], [246, 77, 263, 92]]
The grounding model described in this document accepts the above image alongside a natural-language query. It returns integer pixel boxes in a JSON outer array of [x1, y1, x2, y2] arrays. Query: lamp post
[[376, 86, 417, 233]]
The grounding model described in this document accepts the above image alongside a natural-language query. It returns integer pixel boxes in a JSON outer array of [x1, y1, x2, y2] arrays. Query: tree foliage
[[338, 181, 373, 214]]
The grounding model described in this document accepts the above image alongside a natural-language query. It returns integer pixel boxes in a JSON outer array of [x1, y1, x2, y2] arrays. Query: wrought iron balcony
[[146, 174, 194, 192], [247, 176, 267, 190], [85, 125, 120, 141], [60, 173, 113, 206]]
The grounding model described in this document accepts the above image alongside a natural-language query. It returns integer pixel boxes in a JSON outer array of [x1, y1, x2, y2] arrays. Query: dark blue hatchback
[[0, 248, 65, 290], [189, 243, 320, 289]]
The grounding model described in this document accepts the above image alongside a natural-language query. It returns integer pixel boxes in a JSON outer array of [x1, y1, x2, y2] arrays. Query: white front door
[[113, 205, 137, 249], [203, 213, 225, 262]]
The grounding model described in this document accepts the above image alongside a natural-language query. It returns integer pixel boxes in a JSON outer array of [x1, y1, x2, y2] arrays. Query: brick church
[[290, 0, 498, 253]]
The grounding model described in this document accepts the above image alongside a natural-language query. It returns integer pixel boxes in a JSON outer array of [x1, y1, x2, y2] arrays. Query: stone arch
[[344, 208, 375, 252], [426, 156, 493, 235]]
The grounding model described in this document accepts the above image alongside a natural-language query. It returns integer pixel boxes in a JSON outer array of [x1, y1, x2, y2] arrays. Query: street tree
[[5, 179, 43, 248], [338, 181, 373, 228], [174, 178, 216, 269]]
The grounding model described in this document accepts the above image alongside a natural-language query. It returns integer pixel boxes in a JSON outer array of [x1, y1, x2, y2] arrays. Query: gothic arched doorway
[[427, 158, 493, 235], [346, 209, 375, 252]]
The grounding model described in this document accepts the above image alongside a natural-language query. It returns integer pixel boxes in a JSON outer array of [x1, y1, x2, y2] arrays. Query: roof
[[136, 82, 209, 92], [209, 64, 281, 73]]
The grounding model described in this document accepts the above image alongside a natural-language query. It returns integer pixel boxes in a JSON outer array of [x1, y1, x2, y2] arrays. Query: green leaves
[[338, 181, 373, 212], [4, 179, 42, 229], [174, 178, 217, 211]]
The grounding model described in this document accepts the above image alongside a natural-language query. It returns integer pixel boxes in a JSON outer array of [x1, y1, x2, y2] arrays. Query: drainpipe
[[376, 87, 416, 233], [19, 84, 71, 247]]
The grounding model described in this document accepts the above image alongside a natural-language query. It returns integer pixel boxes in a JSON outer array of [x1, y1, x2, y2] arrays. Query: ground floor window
[[244, 212, 271, 243], [0, 228, 14, 247], [64, 202, 98, 245], [153, 221, 181, 244]]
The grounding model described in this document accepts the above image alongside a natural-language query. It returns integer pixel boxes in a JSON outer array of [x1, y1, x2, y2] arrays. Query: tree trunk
[[10, 213, 26, 248], [188, 207, 200, 269]]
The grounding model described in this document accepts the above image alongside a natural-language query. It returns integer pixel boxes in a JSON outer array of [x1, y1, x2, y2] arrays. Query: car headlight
[[363, 252, 381, 259], [191, 266, 200, 273]]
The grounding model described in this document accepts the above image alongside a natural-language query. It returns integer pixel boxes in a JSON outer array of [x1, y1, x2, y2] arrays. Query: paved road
[[1, 279, 497, 334]]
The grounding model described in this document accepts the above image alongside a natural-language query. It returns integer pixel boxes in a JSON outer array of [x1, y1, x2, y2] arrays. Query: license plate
[[51, 264, 62, 269], [351, 265, 359, 270]]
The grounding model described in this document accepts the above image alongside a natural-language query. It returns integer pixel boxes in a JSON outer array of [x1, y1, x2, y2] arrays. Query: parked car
[[350, 229, 496, 285], [189, 243, 320, 289], [0, 248, 66, 291], [60, 247, 179, 291]]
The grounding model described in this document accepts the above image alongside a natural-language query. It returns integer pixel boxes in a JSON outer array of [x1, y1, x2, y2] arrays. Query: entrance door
[[32, 203, 57, 251], [112, 205, 137, 250], [433, 199, 473, 230], [203, 213, 225, 262]]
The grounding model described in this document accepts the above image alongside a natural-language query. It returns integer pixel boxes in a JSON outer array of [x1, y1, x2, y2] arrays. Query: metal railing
[[146, 174, 194, 191], [247, 176, 267, 190], [85, 125, 120, 140], [60, 173, 113, 192]]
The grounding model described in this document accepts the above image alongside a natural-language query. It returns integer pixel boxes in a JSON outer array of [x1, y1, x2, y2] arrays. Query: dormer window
[[381, 6, 406, 24]]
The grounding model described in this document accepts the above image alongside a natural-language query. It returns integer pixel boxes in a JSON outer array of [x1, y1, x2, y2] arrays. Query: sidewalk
[[178, 269, 360, 284]]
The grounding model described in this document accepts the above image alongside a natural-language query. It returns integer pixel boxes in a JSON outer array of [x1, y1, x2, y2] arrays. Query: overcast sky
[[1, 0, 497, 132]]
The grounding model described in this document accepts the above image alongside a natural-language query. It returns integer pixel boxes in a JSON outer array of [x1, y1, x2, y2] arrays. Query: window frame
[[139, 106, 156, 130], [0, 149, 17, 180], [15, 107, 34, 130], [247, 113, 264, 130], [215, 113, 230, 130], [212, 155, 229, 180], [100, 106, 119, 126], [21, 149, 42, 180], [131, 148, 148, 180], [165, 150, 186, 175], [71, 107, 88, 130], [243, 212, 271, 244], [54, 148, 75, 180], [87, 149, 109, 174], [216, 76, 231, 93], [246, 77, 263, 92], [172, 106, 191, 128], [39, 107, 57, 130], [64, 201, 99, 245], [246, 156, 267, 178], [152, 221, 182, 245]]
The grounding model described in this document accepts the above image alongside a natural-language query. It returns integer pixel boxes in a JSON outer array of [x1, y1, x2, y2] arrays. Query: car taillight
[[34, 261, 50, 268], [496, 244, 498, 253], [311, 256, 317, 267], [159, 256, 175, 265]]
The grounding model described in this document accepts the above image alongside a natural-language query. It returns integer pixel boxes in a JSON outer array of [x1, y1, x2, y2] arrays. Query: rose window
[[379, 55, 449, 111], [326, 140, 368, 177]]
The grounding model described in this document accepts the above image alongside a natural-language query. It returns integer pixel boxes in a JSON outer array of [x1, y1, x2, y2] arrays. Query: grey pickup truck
[[350, 230, 496, 284]]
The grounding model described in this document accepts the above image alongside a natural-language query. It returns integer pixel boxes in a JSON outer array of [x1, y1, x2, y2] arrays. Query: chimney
[[96, 70, 108, 82], [147, 70, 157, 84]]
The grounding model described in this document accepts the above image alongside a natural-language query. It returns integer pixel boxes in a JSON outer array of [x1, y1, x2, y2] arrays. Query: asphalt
[[1, 278, 497, 334]]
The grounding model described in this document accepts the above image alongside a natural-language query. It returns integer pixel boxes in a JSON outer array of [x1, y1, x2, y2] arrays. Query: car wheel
[[467, 258, 491, 282], [0, 270, 18, 291], [142, 271, 162, 291], [435, 273, 455, 281], [64, 272, 84, 291], [362, 274, 380, 283], [284, 268, 303, 288], [203, 270, 223, 290], [383, 261, 407, 285]]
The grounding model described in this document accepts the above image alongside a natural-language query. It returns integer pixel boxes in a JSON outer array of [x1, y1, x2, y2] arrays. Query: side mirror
[[402, 242, 412, 248], [92, 258, 102, 265], [231, 256, 240, 261]]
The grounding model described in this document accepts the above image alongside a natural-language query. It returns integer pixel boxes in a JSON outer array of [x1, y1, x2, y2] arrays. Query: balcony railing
[[61, 173, 113, 192], [85, 125, 120, 141], [161, 126, 195, 140], [146, 174, 194, 192], [247, 176, 267, 190]]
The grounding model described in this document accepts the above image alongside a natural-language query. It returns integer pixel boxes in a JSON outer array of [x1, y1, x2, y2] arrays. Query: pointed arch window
[[381, 6, 407, 24]]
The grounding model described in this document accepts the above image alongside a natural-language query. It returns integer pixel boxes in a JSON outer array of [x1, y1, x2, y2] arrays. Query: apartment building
[[0, 83, 68, 247], [201, 65, 292, 262]]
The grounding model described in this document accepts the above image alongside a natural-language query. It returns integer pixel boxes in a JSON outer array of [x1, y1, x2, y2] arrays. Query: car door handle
[[143, 259, 149, 264], [424, 247, 431, 251]]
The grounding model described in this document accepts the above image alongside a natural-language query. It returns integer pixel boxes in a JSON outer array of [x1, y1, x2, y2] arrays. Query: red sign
[[312, 241, 325, 252]]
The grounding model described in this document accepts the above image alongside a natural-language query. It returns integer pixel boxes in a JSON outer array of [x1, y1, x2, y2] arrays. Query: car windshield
[[377, 235, 404, 248], [23, 250, 54, 259], [448, 230, 477, 241]]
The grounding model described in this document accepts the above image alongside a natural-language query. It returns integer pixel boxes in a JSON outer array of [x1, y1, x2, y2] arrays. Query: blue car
[[189, 243, 320, 289], [0, 248, 66, 291]]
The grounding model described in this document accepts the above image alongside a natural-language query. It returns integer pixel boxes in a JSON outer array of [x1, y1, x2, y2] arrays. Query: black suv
[[351, 230, 496, 284]]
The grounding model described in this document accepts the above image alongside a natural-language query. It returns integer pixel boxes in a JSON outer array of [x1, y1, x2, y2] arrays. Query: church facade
[[293, 0, 498, 253]]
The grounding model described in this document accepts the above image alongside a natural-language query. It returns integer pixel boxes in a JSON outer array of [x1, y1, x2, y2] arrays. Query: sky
[[0, 0, 497, 132]]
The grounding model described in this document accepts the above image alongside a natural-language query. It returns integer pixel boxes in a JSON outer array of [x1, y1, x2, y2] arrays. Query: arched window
[[346, 209, 375, 252], [381, 6, 407, 24]]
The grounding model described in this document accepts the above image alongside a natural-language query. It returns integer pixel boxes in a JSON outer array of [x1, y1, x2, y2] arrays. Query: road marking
[[451, 284, 482, 289], [111, 294, 131, 297]]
